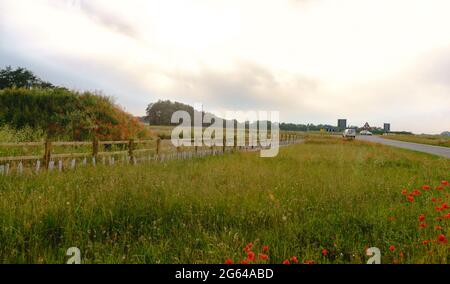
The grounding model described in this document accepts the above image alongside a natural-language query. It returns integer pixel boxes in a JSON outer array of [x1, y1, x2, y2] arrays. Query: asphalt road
[[356, 135, 450, 159]]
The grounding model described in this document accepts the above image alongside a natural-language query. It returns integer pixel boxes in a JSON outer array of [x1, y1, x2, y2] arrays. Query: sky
[[1, 0, 449, 134]]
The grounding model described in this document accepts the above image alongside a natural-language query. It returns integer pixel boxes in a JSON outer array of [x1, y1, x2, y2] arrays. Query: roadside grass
[[0, 138, 448, 264], [382, 134, 450, 148]]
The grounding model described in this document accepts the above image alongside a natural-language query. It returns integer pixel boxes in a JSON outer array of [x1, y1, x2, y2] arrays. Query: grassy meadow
[[382, 134, 450, 148], [0, 136, 449, 264]]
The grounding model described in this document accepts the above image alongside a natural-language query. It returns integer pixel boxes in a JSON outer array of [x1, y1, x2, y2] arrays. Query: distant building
[[338, 119, 347, 130], [384, 123, 390, 132]]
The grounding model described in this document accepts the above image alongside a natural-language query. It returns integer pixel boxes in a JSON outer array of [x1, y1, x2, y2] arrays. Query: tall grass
[[0, 125, 45, 143], [0, 138, 448, 263]]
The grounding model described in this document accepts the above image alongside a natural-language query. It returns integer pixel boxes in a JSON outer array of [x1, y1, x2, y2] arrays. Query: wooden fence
[[0, 133, 302, 175]]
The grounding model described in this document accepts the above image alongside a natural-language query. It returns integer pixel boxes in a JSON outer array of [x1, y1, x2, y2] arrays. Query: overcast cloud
[[1, 0, 449, 133]]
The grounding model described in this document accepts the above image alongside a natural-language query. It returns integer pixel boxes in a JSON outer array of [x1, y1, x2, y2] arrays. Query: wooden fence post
[[223, 136, 226, 153], [43, 140, 52, 169], [92, 137, 99, 158], [128, 139, 134, 160], [156, 138, 161, 158]]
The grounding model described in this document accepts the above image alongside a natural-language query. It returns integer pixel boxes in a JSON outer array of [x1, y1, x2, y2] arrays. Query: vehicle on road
[[342, 128, 356, 139], [360, 130, 373, 135]]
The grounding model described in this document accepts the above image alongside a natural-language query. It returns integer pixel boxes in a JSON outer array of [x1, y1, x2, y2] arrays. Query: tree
[[0, 66, 54, 89], [145, 100, 195, 125]]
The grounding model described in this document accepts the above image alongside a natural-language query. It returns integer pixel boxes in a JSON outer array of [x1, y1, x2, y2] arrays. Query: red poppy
[[437, 234, 447, 244], [247, 251, 255, 262], [418, 214, 425, 222], [224, 258, 234, 264], [401, 189, 408, 195], [290, 256, 299, 263], [444, 213, 450, 219], [388, 217, 396, 221], [436, 185, 444, 191], [435, 225, 442, 230], [441, 203, 449, 210], [432, 197, 437, 202], [407, 195, 415, 202], [262, 245, 269, 252], [258, 253, 269, 261], [412, 189, 421, 196], [321, 249, 328, 256], [244, 242, 253, 252], [435, 206, 442, 212], [282, 259, 290, 265], [303, 259, 315, 264], [241, 259, 249, 264], [399, 252, 404, 258], [422, 185, 430, 190], [441, 180, 449, 186], [389, 245, 395, 252], [422, 240, 430, 245]]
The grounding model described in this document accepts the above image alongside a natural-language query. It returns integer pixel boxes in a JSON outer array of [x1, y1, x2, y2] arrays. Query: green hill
[[0, 66, 149, 141]]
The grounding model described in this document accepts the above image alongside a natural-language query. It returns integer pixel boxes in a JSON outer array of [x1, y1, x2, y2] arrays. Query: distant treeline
[[0, 66, 149, 141], [145, 100, 343, 132]]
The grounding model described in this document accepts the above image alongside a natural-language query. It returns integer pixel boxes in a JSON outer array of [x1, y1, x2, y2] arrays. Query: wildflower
[[247, 251, 255, 262], [441, 203, 449, 210], [422, 185, 430, 190], [258, 253, 269, 261], [389, 245, 395, 252], [290, 256, 299, 263], [444, 213, 450, 219], [435, 206, 442, 212], [241, 259, 249, 264], [244, 242, 253, 252], [437, 234, 447, 244], [422, 240, 430, 245], [436, 185, 444, 191], [262, 245, 269, 252], [399, 252, 404, 258], [303, 259, 315, 264], [418, 214, 425, 222], [224, 258, 234, 264], [282, 259, 290, 265], [388, 216, 396, 221], [321, 249, 328, 256], [435, 225, 442, 230], [407, 195, 415, 202], [432, 197, 437, 202], [419, 223, 427, 228], [401, 189, 408, 195], [412, 189, 421, 196], [441, 180, 449, 186]]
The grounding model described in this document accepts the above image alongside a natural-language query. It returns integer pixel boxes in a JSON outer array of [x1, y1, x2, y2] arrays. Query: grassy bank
[[0, 138, 448, 264], [382, 134, 450, 148]]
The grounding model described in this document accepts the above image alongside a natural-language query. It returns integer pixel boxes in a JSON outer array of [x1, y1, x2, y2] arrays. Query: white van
[[342, 128, 356, 139], [360, 130, 373, 136]]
